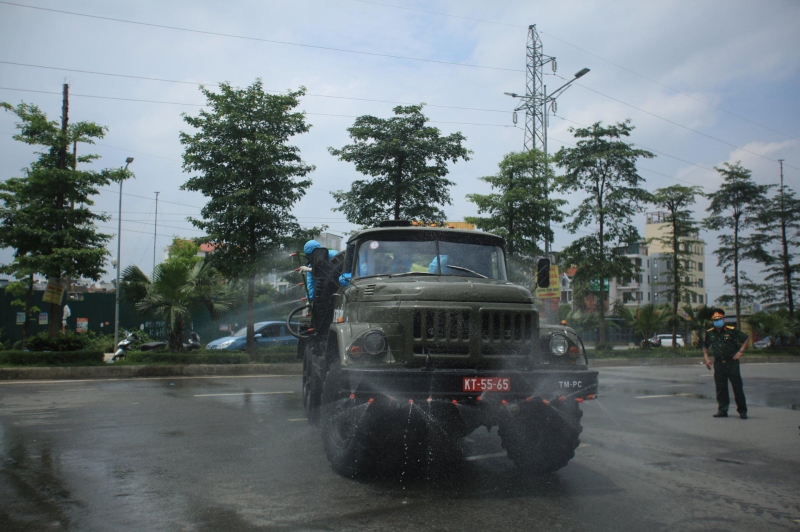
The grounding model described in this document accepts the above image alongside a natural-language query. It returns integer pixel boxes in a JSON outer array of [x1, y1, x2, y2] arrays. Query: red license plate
[[462, 377, 510, 392]]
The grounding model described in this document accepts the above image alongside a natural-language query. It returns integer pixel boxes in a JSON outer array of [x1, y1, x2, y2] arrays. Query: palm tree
[[746, 310, 791, 348], [122, 259, 233, 351], [633, 305, 670, 348]]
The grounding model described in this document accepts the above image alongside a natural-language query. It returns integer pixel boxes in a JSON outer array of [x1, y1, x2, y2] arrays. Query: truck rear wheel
[[498, 401, 583, 474]]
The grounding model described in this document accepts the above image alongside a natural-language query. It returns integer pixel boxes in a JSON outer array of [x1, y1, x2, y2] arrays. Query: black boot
[[739, 412, 748, 419], [712, 411, 728, 418]]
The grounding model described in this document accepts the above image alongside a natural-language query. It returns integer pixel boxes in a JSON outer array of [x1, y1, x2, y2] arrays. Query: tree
[[703, 162, 771, 327], [329, 104, 471, 226], [3, 277, 40, 348], [747, 184, 800, 319], [633, 305, 671, 348], [121, 260, 232, 351], [180, 81, 314, 357], [166, 237, 203, 270], [650, 185, 703, 348], [553, 120, 654, 345], [466, 149, 566, 259], [0, 100, 128, 336]]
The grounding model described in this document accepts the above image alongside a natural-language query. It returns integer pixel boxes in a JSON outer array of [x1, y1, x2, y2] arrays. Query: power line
[[0, 60, 512, 115], [354, 0, 797, 140], [0, 86, 516, 128], [0, 1, 522, 73]]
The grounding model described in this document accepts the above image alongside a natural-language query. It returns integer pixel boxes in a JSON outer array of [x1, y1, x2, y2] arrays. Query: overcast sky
[[1, 0, 799, 304]]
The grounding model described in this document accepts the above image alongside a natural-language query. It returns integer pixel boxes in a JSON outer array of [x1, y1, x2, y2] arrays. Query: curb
[[1, 356, 797, 381], [0, 363, 303, 381], [590, 356, 800, 368]]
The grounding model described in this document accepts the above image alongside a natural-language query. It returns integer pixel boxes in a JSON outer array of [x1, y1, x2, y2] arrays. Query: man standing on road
[[703, 309, 749, 419]]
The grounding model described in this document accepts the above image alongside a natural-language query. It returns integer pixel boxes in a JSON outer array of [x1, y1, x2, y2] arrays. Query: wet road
[[1, 364, 799, 531]]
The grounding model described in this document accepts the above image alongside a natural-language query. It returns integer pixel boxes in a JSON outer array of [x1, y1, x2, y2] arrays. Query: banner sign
[[39, 312, 48, 325], [43, 280, 65, 304], [16, 312, 25, 325], [76, 318, 88, 333], [535, 265, 561, 299]]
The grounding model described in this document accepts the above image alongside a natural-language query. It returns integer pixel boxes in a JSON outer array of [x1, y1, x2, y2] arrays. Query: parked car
[[206, 321, 298, 350], [753, 336, 772, 349], [656, 334, 684, 347], [642, 335, 662, 348]]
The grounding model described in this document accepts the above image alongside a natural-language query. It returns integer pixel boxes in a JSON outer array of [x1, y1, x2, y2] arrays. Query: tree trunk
[[22, 274, 33, 348], [672, 215, 679, 349], [245, 273, 256, 360], [393, 158, 405, 220], [169, 318, 185, 351], [48, 299, 63, 337], [780, 198, 794, 320], [598, 216, 606, 346], [733, 216, 740, 329]]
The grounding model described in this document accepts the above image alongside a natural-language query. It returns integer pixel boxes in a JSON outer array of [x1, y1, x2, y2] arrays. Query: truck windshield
[[354, 237, 507, 280]]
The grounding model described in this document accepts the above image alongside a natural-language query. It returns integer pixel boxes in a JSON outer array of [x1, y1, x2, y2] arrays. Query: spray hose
[[286, 304, 314, 339]]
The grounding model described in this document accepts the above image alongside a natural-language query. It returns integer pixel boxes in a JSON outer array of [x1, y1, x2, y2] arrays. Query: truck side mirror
[[537, 258, 550, 288], [310, 247, 330, 280]]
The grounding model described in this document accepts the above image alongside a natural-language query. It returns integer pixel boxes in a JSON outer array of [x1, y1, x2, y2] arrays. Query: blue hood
[[304, 240, 321, 255]]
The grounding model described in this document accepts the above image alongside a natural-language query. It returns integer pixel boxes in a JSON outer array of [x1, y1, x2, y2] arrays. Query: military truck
[[287, 221, 598, 477]]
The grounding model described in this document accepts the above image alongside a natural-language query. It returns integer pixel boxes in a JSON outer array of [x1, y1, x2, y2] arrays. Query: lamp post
[[114, 157, 133, 353], [504, 67, 589, 258]]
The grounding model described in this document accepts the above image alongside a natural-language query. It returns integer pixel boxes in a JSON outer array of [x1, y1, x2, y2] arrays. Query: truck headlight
[[550, 335, 568, 356], [362, 331, 386, 355]]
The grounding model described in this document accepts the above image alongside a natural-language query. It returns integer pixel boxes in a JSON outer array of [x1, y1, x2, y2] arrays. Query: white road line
[[636, 393, 696, 399], [288, 418, 307, 422], [194, 391, 294, 397], [657, 384, 695, 387], [465, 451, 507, 462], [0, 375, 300, 386]]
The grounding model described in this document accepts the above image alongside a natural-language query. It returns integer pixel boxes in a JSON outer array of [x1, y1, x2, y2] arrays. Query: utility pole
[[153, 191, 160, 273]]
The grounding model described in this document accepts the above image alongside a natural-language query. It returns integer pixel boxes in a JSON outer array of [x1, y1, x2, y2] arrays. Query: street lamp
[[504, 67, 590, 258], [114, 157, 133, 353]]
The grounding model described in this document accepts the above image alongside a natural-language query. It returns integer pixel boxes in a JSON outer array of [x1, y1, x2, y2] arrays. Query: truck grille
[[409, 308, 535, 360]]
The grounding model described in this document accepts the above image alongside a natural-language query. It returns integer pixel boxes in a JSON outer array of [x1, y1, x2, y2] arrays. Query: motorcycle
[[113, 331, 139, 361], [139, 332, 201, 352]]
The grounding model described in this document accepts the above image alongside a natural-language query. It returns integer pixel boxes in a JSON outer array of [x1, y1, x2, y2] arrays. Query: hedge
[[125, 351, 249, 365], [0, 351, 105, 365]]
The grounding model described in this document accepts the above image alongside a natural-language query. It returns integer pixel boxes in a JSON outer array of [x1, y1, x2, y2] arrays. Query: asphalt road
[[1, 363, 798, 531]]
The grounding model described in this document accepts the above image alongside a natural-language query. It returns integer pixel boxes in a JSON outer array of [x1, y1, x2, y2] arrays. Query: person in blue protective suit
[[428, 255, 450, 274], [303, 240, 338, 301]]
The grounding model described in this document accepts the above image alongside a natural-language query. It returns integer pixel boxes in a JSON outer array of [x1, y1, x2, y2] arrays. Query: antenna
[[153, 191, 160, 273]]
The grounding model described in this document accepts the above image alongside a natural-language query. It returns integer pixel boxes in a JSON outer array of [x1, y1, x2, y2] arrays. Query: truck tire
[[303, 344, 322, 426], [498, 401, 583, 474]]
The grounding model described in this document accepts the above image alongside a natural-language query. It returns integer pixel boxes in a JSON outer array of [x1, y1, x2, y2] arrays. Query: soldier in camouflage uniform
[[702, 309, 749, 419]]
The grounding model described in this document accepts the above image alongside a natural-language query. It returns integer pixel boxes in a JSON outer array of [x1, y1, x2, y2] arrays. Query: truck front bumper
[[338, 366, 599, 403]]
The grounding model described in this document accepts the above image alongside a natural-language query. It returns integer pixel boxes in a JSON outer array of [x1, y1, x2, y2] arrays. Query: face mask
[[713, 319, 724, 328]]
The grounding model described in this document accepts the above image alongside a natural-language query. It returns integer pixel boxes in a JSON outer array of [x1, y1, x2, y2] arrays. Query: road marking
[[657, 384, 695, 387], [288, 418, 307, 422], [636, 393, 696, 399], [465, 451, 507, 461], [193, 391, 294, 397], [0, 375, 300, 386]]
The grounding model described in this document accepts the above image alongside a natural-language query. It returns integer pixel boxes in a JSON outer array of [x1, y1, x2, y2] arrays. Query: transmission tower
[[523, 25, 555, 153]]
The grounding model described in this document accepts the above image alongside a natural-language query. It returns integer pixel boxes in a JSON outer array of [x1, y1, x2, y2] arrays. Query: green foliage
[[329, 104, 471, 226], [554, 120, 654, 344], [179, 80, 313, 356], [746, 184, 800, 318], [466, 149, 565, 259], [746, 310, 793, 347], [121, 260, 232, 351], [0, 101, 130, 334], [166, 237, 202, 269], [125, 351, 249, 365], [633, 304, 670, 347], [252, 346, 298, 363], [703, 162, 771, 324], [25, 331, 88, 351], [0, 350, 104, 365]]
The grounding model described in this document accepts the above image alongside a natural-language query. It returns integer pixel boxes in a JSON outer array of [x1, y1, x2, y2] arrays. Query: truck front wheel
[[498, 401, 583, 474]]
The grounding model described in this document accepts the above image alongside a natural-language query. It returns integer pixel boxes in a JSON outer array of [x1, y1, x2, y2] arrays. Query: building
[[608, 242, 653, 309], [645, 212, 707, 309]]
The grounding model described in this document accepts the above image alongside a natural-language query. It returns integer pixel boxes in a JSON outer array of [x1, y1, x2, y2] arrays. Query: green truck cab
[[288, 222, 598, 477]]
